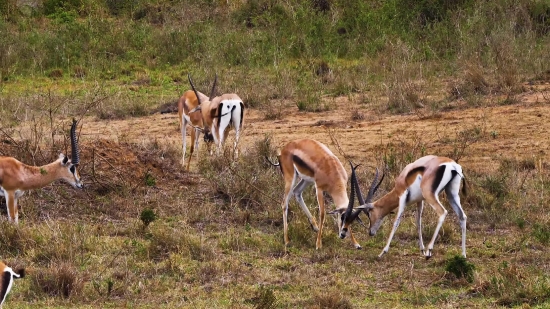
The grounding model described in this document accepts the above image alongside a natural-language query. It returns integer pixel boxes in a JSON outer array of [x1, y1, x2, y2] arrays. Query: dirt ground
[[80, 83, 550, 175]]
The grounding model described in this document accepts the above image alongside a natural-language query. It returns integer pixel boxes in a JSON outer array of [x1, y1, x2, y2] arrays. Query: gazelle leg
[[446, 176, 467, 258], [195, 128, 201, 159], [186, 126, 197, 171], [416, 201, 425, 253], [423, 195, 448, 259], [379, 195, 408, 258], [348, 227, 362, 249], [293, 179, 318, 231], [181, 119, 187, 166], [314, 185, 326, 250], [5, 191, 17, 224], [232, 104, 243, 157], [282, 172, 297, 252]]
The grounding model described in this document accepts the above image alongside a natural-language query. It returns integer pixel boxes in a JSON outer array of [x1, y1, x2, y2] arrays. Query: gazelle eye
[[70, 165, 76, 174]]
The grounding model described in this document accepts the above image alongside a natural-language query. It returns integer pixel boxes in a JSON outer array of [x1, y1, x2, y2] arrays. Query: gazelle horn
[[70, 118, 80, 165], [209, 73, 218, 101], [188, 73, 202, 106]]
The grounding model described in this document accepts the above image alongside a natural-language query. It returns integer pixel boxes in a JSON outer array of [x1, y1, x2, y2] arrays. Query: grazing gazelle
[[178, 74, 217, 170], [268, 138, 378, 251], [0, 119, 83, 223], [0, 261, 24, 308], [343, 155, 468, 258], [188, 75, 244, 156]]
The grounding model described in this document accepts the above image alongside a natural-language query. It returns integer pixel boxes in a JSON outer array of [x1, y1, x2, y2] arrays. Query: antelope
[[268, 138, 376, 251], [0, 261, 24, 308], [0, 119, 83, 224], [188, 75, 244, 156], [342, 155, 468, 259], [178, 74, 217, 170]]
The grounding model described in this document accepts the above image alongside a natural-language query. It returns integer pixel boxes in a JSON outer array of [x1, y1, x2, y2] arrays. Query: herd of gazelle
[[0, 74, 469, 305]]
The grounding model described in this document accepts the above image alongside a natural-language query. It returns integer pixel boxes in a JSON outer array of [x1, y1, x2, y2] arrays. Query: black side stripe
[[432, 165, 447, 193], [292, 155, 315, 175], [216, 104, 223, 129], [239, 102, 244, 127], [1, 271, 11, 304]]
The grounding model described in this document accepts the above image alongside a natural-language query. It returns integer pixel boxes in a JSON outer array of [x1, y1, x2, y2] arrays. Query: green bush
[[445, 255, 475, 283]]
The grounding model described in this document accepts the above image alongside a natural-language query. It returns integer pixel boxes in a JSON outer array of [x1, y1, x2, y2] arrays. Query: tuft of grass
[[306, 292, 353, 309], [246, 286, 278, 309], [31, 261, 84, 299], [445, 255, 475, 283]]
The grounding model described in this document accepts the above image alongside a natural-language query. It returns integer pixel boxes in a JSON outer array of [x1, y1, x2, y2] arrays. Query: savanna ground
[[2, 0, 550, 308]]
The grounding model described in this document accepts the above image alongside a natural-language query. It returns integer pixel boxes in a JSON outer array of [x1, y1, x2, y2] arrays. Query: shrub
[[445, 255, 475, 283]]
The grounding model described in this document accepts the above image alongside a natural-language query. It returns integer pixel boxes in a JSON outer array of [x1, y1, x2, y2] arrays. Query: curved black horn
[[188, 73, 202, 106], [344, 161, 358, 220], [209, 73, 218, 101], [365, 168, 380, 203], [354, 165, 365, 206], [70, 118, 80, 165]]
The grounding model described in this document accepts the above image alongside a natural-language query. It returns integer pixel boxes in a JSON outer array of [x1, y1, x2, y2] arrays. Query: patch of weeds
[[245, 285, 278, 309], [144, 171, 156, 186], [148, 226, 215, 262], [481, 174, 509, 199], [305, 292, 353, 309], [479, 261, 550, 307], [0, 221, 30, 256], [445, 255, 475, 283], [296, 94, 330, 112], [532, 223, 550, 245]]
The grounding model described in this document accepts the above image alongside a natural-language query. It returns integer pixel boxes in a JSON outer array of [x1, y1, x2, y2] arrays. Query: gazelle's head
[[336, 163, 384, 239], [188, 73, 217, 141], [59, 119, 83, 189]]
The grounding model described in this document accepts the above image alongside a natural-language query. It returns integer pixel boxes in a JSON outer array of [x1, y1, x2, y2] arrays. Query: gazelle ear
[[60, 154, 69, 165]]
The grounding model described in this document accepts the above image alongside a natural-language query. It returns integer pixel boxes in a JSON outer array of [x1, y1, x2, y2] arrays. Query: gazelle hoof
[[423, 249, 433, 259], [355, 245, 362, 250]]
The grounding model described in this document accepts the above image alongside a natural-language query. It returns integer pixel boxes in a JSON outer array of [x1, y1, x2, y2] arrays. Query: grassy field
[[1, 0, 550, 308]]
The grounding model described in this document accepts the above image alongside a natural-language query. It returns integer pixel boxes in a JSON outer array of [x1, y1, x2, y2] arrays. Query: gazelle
[[0, 261, 24, 308], [268, 138, 377, 251], [188, 75, 244, 156], [343, 155, 468, 258], [178, 74, 217, 170], [0, 119, 83, 224]]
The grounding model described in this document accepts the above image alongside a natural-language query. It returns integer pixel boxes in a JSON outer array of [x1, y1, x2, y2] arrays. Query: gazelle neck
[[20, 160, 65, 190], [372, 188, 400, 218]]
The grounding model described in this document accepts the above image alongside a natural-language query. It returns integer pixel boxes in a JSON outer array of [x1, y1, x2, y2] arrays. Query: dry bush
[[31, 261, 85, 299], [448, 64, 490, 101], [197, 135, 283, 211]]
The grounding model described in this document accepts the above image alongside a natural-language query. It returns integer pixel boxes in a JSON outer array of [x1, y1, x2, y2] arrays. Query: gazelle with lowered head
[[0, 119, 83, 224], [178, 74, 217, 170], [342, 155, 468, 259], [188, 74, 244, 156], [268, 138, 378, 251]]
